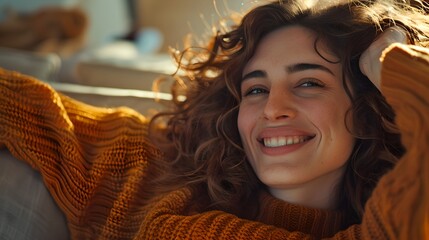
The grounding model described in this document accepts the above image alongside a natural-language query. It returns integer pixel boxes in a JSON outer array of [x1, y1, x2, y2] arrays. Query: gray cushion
[[0, 47, 61, 82], [0, 148, 69, 240]]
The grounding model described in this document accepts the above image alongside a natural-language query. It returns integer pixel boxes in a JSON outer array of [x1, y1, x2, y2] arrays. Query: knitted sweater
[[0, 43, 427, 239]]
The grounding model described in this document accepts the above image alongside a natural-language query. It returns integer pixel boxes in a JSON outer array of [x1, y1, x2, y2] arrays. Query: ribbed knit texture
[[257, 191, 344, 238], [0, 43, 428, 239], [0, 71, 162, 239]]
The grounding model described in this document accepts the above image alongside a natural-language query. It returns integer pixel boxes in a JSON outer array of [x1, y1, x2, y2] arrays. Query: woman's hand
[[359, 26, 408, 89]]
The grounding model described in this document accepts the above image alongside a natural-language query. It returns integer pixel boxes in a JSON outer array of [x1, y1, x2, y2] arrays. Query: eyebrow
[[287, 63, 334, 75], [242, 63, 335, 82]]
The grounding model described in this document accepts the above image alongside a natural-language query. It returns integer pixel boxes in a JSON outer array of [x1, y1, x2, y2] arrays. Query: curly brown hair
[[147, 0, 429, 226]]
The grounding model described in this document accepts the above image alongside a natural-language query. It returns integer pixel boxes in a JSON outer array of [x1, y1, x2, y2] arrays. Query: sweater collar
[[257, 191, 345, 238]]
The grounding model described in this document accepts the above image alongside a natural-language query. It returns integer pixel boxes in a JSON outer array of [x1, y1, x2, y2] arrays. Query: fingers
[[359, 26, 409, 89]]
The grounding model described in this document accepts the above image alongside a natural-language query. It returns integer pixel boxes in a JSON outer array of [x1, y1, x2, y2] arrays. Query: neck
[[268, 168, 345, 210]]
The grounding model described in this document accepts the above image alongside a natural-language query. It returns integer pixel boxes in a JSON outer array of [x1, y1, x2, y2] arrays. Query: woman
[[0, 0, 428, 239], [144, 0, 428, 238]]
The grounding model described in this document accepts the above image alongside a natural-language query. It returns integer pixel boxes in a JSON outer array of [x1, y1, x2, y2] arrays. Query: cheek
[[237, 105, 259, 169], [237, 105, 252, 140], [237, 103, 261, 155], [312, 99, 355, 157], [304, 95, 353, 142]]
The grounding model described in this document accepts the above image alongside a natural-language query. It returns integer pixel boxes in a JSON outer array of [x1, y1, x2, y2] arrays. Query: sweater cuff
[[380, 43, 429, 149]]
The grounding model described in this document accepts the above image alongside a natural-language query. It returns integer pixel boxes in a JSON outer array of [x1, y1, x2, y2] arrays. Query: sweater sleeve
[[355, 43, 429, 239], [138, 44, 429, 240], [0, 70, 163, 239]]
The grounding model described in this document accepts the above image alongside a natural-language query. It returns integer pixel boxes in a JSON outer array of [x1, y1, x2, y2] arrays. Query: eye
[[298, 79, 325, 88], [243, 87, 269, 96]]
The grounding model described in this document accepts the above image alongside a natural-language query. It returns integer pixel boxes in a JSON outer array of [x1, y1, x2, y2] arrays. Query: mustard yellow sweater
[[0, 43, 428, 239]]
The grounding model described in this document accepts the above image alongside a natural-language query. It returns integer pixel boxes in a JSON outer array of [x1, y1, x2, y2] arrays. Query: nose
[[263, 88, 297, 120]]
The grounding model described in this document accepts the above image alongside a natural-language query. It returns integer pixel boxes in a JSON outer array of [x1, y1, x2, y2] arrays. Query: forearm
[[0, 70, 159, 238], [361, 43, 429, 240]]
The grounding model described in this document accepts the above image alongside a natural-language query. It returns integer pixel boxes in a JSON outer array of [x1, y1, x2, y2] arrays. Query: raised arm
[[361, 43, 429, 240], [0, 70, 161, 239]]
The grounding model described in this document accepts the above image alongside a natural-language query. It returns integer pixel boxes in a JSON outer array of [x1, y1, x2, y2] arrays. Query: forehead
[[244, 25, 338, 72], [263, 25, 317, 47]]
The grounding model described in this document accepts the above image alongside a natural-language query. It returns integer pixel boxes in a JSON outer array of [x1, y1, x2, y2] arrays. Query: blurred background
[[0, 0, 254, 113]]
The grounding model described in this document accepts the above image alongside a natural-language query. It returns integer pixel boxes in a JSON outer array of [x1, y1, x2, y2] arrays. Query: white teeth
[[263, 136, 309, 147]]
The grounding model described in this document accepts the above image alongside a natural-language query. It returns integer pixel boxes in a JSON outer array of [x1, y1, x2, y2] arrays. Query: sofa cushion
[[0, 47, 60, 82], [0, 149, 69, 240]]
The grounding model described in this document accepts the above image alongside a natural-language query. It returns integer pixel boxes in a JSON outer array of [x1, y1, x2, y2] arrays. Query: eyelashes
[[243, 86, 268, 96], [297, 78, 325, 88], [242, 79, 326, 97]]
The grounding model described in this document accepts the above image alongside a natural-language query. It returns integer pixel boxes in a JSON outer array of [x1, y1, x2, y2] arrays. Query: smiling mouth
[[260, 135, 315, 148]]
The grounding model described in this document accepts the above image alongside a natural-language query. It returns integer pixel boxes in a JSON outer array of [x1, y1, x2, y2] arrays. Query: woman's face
[[237, 25, 355, 206]]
